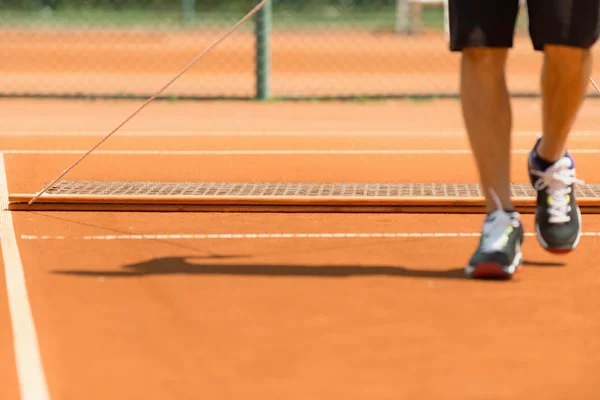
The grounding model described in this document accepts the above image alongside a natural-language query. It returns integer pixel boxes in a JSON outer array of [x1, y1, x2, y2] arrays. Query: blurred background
[[1, 0, 595, 100]]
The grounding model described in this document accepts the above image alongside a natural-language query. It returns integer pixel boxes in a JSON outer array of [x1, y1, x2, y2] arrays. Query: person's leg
[[526, 0, 600, 253], [450, 0, 521, 213], [537, 46, 591, 162], [460, 47, 513, 213], [528, 0, 599, 162], [449, 0, 524, 278]]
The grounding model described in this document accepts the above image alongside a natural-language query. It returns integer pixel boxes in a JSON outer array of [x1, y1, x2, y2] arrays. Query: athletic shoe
[[528, 140, 584, 254], [465, 190, 524, 279]]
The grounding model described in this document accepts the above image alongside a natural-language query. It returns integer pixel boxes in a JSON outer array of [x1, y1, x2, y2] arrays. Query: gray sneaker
[[528, 140, 584, 254], [465, 189, 525, 279]]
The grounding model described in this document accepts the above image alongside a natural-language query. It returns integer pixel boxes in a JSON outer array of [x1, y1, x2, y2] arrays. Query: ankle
[[533, 151, 558, 170], [536, 139, 566, 164]]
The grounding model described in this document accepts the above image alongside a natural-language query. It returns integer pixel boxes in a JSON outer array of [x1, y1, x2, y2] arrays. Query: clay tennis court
[[2, 15, 600, 400], [1, 97, 599, 400], [5, 29, 600, 98]]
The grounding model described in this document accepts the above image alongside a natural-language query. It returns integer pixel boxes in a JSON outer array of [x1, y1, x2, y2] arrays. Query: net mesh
[[43, 181, 600, 198]]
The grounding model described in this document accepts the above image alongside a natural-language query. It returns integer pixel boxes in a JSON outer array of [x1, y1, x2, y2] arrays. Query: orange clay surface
[[3, 29, 600, 98], [1, 97, 600, 400]]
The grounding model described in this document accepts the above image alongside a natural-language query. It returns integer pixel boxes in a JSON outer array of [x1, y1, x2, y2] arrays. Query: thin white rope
[[590, 76, 600, 94], [27, 0, 272, 205]]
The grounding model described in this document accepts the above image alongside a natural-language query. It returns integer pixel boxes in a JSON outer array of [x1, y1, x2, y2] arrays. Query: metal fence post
[[181, 0, 196, 26], [395, 0, 412, 34], [255, 0, 272, 100]]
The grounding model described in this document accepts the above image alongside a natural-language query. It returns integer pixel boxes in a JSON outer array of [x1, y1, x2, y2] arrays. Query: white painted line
[[4, 149, 473, 155], [0, 149, 477, 155], [0, 129, 599, 137], [16, 231, 600, 241], [0, 154, 50, 400], [0, 130, 471, 137], [1, 148, 600, 156], [0, 130, 473, 137]]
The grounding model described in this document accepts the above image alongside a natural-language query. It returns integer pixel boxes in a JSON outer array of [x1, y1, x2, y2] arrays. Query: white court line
[[1, 129, 600, 137], [1, 148, 600, 156], [0, 130, 467, 137], [0, 155, 50, 400], [18, 232, 600, 241], [0, 130, 471, 137]]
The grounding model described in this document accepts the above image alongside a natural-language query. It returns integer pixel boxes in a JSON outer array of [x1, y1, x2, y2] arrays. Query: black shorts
[[449, 0, 600, 51]]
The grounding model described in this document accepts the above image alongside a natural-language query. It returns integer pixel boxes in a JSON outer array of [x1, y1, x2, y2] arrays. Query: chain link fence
[[1, 0, 599, 100]]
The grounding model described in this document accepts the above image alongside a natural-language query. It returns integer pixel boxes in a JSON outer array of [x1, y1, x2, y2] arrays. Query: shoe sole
[[465, 251, 522, 280], [535, 206, 582, 254], [546, 248, 573, 255]]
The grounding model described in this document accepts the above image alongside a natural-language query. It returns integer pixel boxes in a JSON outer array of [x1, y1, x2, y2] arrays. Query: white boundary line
[[0, 130, 472, 137], [0, 155, 50, 400], [1, 149, 600, 156], [0, 129, 600, 137], [18, 232, 600, 240]]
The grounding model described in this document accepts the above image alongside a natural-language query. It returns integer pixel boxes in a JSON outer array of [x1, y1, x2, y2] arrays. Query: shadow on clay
[[50, 256, 565, 280]]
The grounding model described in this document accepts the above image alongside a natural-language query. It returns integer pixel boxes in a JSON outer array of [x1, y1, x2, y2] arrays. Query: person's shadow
[[52, 256, 564, 280]]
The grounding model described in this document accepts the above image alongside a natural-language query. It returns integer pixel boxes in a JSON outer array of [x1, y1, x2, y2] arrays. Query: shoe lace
[[480, 188, 520, 253], [530, 157, 584, 224]]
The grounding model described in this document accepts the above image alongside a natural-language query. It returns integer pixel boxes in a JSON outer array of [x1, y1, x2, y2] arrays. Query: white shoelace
[[530, 157, 584, 224], [480, 189, 521, 253]]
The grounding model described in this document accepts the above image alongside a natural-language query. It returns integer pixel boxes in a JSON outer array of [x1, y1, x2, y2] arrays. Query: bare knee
[[544, 45, 591, 76], [462, 48, 509, 77]]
